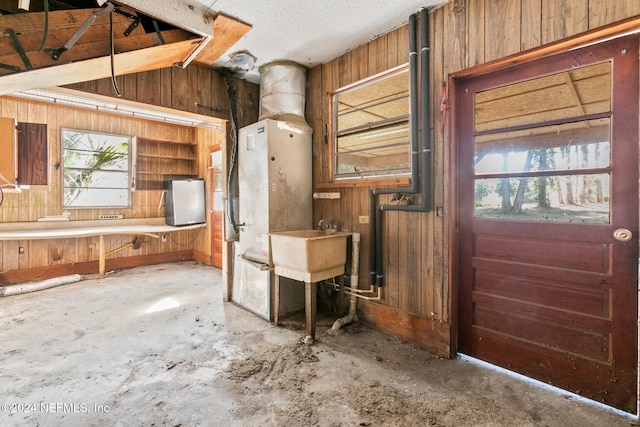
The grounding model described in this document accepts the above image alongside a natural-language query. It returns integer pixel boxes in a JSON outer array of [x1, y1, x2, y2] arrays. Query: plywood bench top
[[0, 218, 204, 240]]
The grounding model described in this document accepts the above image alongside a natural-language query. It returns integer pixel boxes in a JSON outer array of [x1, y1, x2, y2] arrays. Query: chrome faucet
[[318, 219, 330, 230]]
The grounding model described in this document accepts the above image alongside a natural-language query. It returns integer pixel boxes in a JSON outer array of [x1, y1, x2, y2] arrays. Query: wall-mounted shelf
[[136, 137, 197, 190]]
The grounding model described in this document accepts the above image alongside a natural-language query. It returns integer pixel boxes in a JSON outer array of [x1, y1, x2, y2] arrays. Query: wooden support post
[[98, 234, 105, 279]]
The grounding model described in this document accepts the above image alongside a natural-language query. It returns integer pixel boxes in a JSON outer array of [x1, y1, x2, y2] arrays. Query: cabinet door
[[17, 122, 48, 186], [0, 117, 16, 183]]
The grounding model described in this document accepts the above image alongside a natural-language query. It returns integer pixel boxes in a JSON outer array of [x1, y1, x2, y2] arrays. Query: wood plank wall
[[67, 66, 259, 128], [0, 65, 259, 283], [307, 0, 640, 356]]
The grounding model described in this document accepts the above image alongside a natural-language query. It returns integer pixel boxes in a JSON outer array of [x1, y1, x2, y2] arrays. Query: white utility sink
[[270, 229, 351, 283]]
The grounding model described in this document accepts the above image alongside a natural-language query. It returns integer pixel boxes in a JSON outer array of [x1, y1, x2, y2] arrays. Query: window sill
[[316, 178, 411, 189]]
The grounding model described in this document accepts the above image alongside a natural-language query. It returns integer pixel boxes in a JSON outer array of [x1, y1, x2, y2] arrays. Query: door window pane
[[474, 174, 609, 223], [475, 62, 611, 133], [475, 119, 610, 174]]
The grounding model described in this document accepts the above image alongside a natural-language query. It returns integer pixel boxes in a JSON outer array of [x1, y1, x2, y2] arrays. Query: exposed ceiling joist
[[190, 13, 251, 68], [0, 37, 203, 95], [0, 2, 252, 93]]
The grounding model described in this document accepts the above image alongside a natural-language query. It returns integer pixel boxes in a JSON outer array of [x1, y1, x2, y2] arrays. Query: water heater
[[164, 178, 206, 226]]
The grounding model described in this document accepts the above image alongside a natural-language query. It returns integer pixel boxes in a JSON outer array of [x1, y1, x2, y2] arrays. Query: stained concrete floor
[[0, 261, 636, 426]]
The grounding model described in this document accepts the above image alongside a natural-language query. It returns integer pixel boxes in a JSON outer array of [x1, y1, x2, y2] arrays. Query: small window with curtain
[[332, 64, 410, 181], [62, 128, 132, 208]]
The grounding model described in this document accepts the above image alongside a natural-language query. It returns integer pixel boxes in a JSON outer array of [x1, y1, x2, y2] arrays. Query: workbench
[[0, 218, 205, 278]]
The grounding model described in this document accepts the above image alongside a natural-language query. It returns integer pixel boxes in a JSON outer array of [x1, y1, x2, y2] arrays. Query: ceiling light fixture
[[11, 88, 223, 130]]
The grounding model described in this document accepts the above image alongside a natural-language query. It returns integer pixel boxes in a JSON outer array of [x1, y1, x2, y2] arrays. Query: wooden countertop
[[0, 218, 205, 240]]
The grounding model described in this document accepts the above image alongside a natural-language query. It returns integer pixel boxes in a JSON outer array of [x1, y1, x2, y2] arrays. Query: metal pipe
[[375, 204, 383, 286], [370, 9, 431, 288], [344, 286, 382, 301], [369, 191, 377, 284], [331, 232, 361, 330], [379, 8, 431, 213]]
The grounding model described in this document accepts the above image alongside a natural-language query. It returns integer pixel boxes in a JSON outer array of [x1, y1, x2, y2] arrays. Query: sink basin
[[270, 230, 351, 283]]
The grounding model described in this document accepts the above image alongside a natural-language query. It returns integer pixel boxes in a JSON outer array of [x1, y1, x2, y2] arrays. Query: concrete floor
[[0, 261, 636, 426]]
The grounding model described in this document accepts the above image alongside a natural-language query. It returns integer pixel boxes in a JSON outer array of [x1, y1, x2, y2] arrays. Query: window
[[473, 62, 611, 223], [332, 64, 410, 180], [62, 129, 132, 208]]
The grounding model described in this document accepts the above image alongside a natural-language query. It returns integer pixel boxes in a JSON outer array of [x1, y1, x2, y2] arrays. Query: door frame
[[449, 18, 640, 413]]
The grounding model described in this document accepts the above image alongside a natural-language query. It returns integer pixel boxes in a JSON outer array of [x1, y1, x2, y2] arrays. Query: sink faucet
[[318, 219, 330, 230]]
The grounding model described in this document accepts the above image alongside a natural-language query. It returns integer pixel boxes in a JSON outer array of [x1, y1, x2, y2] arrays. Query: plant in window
[[62, 129, 131, 208]]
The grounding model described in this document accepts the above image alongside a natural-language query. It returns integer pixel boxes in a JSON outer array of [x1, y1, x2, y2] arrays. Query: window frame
[[330, 63, 411, 182], [61, 128, 133, 209]]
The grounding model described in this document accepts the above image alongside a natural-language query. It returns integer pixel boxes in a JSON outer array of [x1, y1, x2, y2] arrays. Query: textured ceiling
[[190, 0, 446, 82]]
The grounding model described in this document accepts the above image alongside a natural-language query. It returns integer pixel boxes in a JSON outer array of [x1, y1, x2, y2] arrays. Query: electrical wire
[[222, 69, 241, 234], [110, 10, 122, 97], [168, 226, 203, 246], [38, 0, 49, 52]]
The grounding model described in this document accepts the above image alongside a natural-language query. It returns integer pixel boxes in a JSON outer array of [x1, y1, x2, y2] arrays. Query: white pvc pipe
[[0, 274, 82, 297], [332, 232, 360, 330]]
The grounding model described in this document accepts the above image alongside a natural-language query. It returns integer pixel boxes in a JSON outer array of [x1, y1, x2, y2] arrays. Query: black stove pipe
[[370, 9, 431, 287]]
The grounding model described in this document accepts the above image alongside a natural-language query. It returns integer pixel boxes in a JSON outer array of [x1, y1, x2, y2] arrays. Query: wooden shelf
[[136, 137, 197, 190]]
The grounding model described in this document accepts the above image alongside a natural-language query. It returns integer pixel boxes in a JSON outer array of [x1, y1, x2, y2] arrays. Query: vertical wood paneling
[[351, 44, 369, 82], [521, 0, 543, 50], [398, 211, 420, 313], [431, 8, 448, 321], [368, 35, 387, 75], [443, 0, 468, 75], [485, 0, 521, 61], [308, 66, 323, 189], [541, 0, 589, 44], [467, 0, 485, 67], [386, 204, 400, 307], [589, 0, 640, 28]]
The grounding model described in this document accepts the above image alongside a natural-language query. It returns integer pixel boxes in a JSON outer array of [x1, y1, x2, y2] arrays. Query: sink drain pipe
[[331, 232, 361, 329], [0, 274, 83, 297], [370, 8, 431, 287]]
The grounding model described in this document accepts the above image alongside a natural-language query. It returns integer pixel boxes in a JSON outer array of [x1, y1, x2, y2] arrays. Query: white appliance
[[233, 119, 312, 320]]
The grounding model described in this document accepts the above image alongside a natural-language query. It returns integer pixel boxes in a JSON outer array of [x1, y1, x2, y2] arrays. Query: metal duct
[[259, 60, 311, 133]]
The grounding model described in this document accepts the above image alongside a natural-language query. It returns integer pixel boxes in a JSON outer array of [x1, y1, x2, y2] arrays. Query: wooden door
[[456, 36, 638, 412], [210, 149, 223, 268]]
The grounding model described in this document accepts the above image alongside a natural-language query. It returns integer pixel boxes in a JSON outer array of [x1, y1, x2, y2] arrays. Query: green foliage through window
[[62, 129, 131, 208]]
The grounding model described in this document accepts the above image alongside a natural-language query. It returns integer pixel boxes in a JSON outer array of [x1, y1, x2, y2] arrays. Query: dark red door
[[456, 36, 638, 412]]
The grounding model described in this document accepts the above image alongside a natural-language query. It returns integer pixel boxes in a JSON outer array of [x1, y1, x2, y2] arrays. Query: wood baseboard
[[192, 249, 212, 266], [358, 300, 453, 358], [0, 250, 194, 285]]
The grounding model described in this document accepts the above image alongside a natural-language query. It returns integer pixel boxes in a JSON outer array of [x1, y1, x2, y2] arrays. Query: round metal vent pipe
[[259, 60, 311, 132]]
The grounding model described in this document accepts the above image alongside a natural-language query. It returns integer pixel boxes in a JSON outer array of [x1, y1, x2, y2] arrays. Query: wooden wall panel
[[307, 0, 638, 356], [521, 0, 543, 51], [541, 0, 589, 45], [0, 93, 231, 281]]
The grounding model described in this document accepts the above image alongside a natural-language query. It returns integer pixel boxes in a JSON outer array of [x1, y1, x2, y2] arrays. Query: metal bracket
[[50, 2, 115, 61], [152, 19, 166, 45], [5, 29, 32, 70], [113, 8, 141, 37]]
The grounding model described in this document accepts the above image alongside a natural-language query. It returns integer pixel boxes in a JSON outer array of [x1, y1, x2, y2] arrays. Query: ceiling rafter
[[0, 1, 251, 93]]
